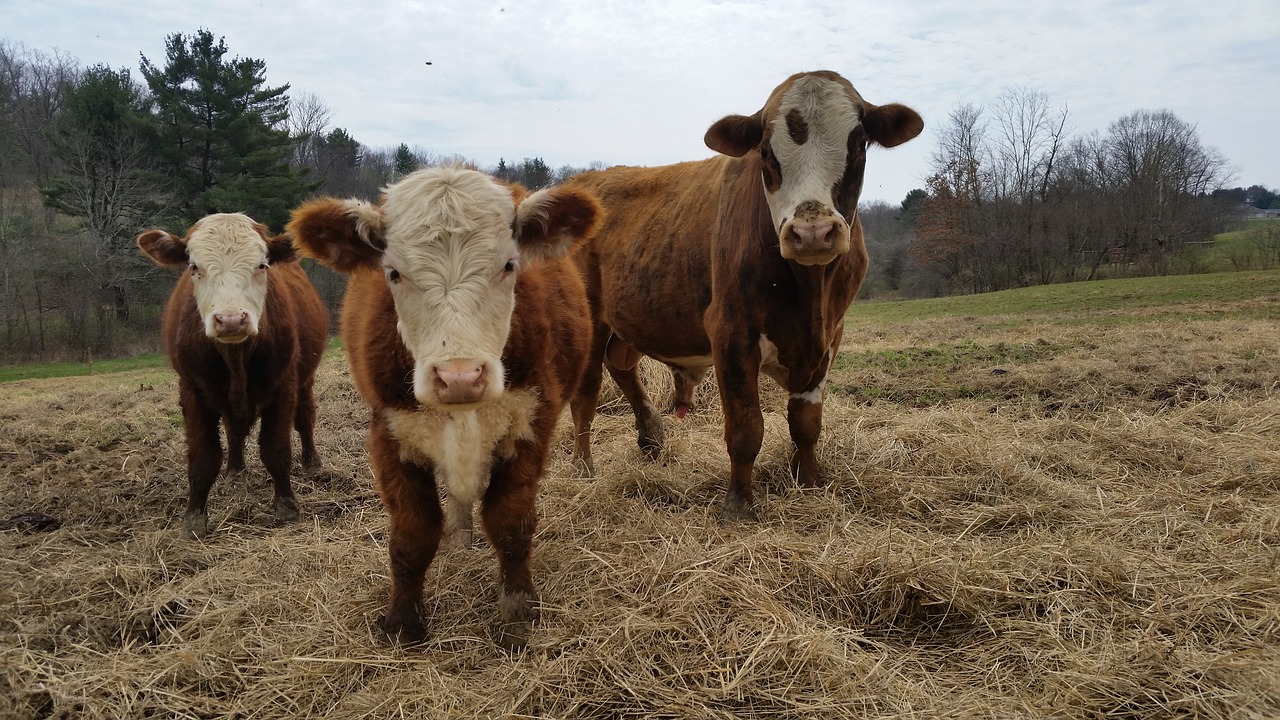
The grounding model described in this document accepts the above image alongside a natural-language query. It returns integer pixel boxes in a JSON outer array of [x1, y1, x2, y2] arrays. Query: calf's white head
[[137, 213, 296, 343], [704, 70, 924, 266], [289, 167, 600, 410]]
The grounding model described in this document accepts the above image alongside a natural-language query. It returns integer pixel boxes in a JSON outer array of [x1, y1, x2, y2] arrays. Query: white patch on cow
[[758, 333, 789, 386], [790, 378, 827, 404], [184, 213, 271, 340], [384, 388, 540, 507], [765, 75, 859, 240], [379, 168, 521, 406]]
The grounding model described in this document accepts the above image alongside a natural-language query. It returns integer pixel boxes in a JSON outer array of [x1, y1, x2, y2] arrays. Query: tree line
[[1, 34, 1274, 363], [890, 87, 1272, 297], [0, 32, 597, 363]]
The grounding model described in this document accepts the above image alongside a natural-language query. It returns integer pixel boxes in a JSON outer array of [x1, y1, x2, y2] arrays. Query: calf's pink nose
[[431, 360, 487, 404], [213, 311, 249, 335]]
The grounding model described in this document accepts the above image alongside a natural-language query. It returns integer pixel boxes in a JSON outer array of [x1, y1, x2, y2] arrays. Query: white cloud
[[3, 0, 1278, 203]]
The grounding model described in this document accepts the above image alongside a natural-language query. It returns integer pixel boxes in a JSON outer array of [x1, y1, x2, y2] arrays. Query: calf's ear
[[863, 103, 924, 148], [705, 112, 764, 157], [514, 187, 602, 264], [267, 234, 299, 264], [136, 229, 189, 267], [287, 197, 386, 273]]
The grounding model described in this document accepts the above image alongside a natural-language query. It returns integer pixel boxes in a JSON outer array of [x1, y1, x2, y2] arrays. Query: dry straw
[[2, 312, 1278, 718]]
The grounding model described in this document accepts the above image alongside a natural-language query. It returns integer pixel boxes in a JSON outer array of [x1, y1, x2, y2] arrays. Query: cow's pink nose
[[213, 311, 249, 336], [786, 217, 838, 253], [431, 360, 487, 404]]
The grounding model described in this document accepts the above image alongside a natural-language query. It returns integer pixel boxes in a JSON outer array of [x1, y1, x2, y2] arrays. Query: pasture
[[3, 270, 1279, 718]]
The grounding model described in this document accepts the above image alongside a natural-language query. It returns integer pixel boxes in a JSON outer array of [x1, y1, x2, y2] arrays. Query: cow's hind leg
[[259, 399, 299, 523], [295, 374, 322, 471], [371, 419, 442, 643], [180, 390, 221, 539], [570, 324, 610, 476], [224, 417, 250, 475], [443, 493, 474, 548], [481, 453, 541, 652], [605, 337, 663, 461]]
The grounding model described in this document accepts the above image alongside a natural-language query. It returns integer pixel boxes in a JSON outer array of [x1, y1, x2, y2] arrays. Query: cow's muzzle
[[429, 358, 490, 405], [211, 310, 253, 343], [779, 202, 850, 266]]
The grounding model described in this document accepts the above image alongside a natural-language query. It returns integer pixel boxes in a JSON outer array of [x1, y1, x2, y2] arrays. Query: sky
[[4, 0, 1278, 205]]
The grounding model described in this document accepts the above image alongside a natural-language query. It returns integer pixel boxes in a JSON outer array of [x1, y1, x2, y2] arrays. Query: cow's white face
[[184, 214, 273, 343], [289, 167, 600, 411], [378, 171, 521, 409], [137, 213, 287, 344], [705, 71, 924, 266]]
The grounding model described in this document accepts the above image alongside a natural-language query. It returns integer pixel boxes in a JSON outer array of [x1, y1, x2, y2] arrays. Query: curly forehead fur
[[382, 168, 516, 246]]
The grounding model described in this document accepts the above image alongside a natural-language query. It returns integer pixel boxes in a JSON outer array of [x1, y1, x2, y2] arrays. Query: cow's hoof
[[382, 611, 427, 645], [273, 497, 300, 523], [497, 591, 538, 652], [635, 411, 665, 461], [719, 496, 757, 522], [573, 454, 595, 478], [301, 451, 322, 472], [182, 511, 209, 540]]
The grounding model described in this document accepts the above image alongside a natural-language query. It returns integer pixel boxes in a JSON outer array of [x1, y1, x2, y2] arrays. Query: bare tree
[[287, 91, 333, 172]]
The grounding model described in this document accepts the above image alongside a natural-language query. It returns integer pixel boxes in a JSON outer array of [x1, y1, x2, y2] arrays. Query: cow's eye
[[385, 267, 401, 284]]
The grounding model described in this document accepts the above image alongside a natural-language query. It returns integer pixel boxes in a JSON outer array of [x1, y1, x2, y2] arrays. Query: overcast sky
[[4, 0, 1278, 204]]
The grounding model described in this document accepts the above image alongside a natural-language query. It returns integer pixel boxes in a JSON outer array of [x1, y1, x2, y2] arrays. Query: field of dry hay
[[3, 281, 1279, 718]]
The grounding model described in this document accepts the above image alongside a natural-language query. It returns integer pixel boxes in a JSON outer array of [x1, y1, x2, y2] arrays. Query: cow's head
[[137, 213, 296, 343], [704, 70, 923, 266], [288, 167, 600, 410]]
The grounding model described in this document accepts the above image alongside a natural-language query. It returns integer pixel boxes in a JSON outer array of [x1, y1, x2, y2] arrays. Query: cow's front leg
[[370, 417, 442, 644], [259, 398, 300, 523], [787, 388, 824, 487], [714, 339, 764, 519], [181, 390, 222, 539], [481, 450, 541, 652]]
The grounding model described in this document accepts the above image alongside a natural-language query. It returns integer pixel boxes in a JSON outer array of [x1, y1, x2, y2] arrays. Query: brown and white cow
[[137, 213, 329, 539], [566, 70, 923, 517], [288, 167, 599, 651]]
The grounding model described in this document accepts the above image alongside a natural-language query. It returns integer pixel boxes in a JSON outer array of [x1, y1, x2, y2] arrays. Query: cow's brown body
[[140, 215, 328, 538], [289, 168, 599, 650], [566, 71, 923, 516]]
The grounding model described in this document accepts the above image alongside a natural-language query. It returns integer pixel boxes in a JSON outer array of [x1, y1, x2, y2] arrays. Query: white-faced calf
[[137, 213, 329, 539], [288, 167, 599, 651]]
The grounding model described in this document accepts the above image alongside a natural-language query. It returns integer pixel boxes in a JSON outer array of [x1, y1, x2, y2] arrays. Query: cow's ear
[[514, 187, 602, 264], [287, 197, 385, 273], [863, 103, 924, 148], [267, 233, 299, 265], [136, 229, 189, 267], [705, 112, 764, 157]]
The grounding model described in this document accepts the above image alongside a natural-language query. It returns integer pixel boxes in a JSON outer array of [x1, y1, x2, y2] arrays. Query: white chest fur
[[384, 389, 540, 506]]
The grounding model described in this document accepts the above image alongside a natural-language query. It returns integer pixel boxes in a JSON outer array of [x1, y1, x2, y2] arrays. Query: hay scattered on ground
[[2, 309, 1278, 718]]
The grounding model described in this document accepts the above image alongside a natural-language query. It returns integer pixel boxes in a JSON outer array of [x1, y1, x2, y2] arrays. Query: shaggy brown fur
[[137, 218, 328, 539]]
